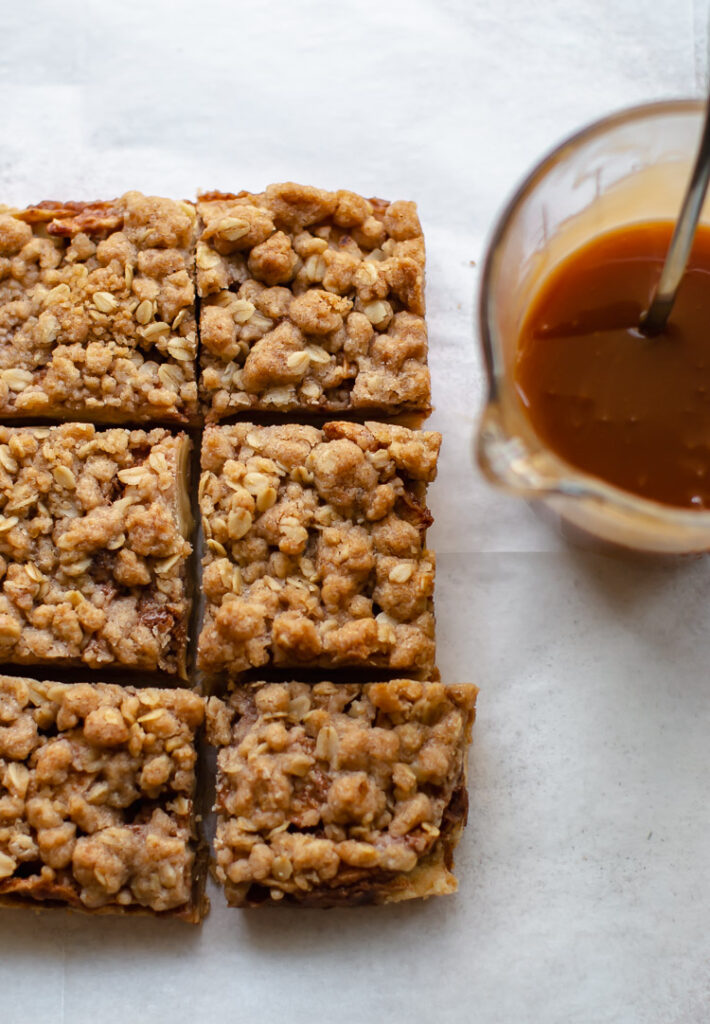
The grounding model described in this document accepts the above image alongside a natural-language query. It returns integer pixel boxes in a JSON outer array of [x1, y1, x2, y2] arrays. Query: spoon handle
[[640, 94, 710, 336]]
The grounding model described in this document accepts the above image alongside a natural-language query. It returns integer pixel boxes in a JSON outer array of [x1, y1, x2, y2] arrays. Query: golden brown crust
[[206, 680, 477, 907], [16, 200, 124, 237], [0, 191, 198, 424], [197, 421, 440, 677], [196, 182, 430, 420], [0, 675, 206, 920], [0, 423, 192, 677]]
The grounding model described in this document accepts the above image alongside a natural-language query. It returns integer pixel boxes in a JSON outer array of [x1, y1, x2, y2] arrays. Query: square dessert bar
[[0, 676, 206, 920], [0, 423, 192, 677], [207, 679, 477, 907], [196, 182, 430, 420], [197, 420, 440, 676], [0, 191, 198, 423]]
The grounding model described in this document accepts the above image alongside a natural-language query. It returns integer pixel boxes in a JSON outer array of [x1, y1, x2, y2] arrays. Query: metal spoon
[[640, 92, 710, 336]]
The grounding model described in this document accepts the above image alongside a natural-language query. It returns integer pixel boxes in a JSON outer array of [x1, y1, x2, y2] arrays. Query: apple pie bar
[[206, 679, 477, 906], [0, 675, 206, 920], [197, 420, 440, 676], [196, 182, 430, 420], [0, 191, 198, 423], [0, 423, 192, 677]]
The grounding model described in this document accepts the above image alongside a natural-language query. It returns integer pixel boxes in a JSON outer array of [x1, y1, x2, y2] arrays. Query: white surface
[[1, 2, 709, 1022]]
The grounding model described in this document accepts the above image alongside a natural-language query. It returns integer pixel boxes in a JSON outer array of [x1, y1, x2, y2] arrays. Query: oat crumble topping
[[0, 676, 205, 918], [0, 180, 469, 916], [196, 183, 430, 419], [0, 423, 192, 676], [197, 421, 440, 676], [207, 680, 476, 906], [0, 192, 198, 423]]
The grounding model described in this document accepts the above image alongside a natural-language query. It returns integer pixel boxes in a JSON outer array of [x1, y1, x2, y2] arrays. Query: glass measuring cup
[[476, 99, 710, 554]]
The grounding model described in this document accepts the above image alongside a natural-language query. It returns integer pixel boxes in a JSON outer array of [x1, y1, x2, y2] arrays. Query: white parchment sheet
[[0, 2, 708, 1021]]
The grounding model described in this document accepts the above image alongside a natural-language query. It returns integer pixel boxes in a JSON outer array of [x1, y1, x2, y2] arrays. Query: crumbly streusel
[[197, 421, 440, 676], [0, 676, 205, 919], [206, 680, 477, 906], [0, 423, 191, 676], [196, 183, 430, 419], [0, 191, 198, 423]]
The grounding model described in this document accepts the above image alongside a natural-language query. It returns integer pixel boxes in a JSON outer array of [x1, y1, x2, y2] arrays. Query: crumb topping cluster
[[0, 192, 198, 423], [0, 423, 191, 675], [0, 676, 204, 914], [197, 421, 440, 676], [197, 183, 430, 418], [207, 680, 476, 905]]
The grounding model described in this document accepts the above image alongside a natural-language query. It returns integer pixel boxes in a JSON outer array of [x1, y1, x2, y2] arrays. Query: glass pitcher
[[476, 98, 710, 554]]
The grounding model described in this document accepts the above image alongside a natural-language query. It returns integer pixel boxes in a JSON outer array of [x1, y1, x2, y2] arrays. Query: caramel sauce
[[515, 221, 710, 508]]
